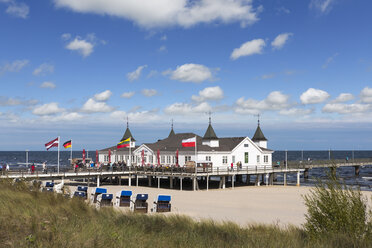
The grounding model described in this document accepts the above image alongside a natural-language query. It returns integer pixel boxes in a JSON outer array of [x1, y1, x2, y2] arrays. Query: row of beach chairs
[[73, 186, 171, 213]]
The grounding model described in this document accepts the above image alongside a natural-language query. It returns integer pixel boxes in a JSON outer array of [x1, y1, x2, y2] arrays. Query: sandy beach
[[65, 183, 372, 227]]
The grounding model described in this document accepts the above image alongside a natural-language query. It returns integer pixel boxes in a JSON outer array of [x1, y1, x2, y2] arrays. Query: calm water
[[1, 150, 372, 190]]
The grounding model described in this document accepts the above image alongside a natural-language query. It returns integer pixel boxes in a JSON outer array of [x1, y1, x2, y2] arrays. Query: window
[[185, 156, 191, 162], [222, 156, 228, 164], [206, 156, 211, 161], [232, 156, 235, 163], [244, 144, 249, 147], [172, 156, 175, 164], [264, 155, 268, 163], [257, 155, 260, 163], [244, 152, 249, 164], [167, 156, 171, 164], [161, 156, 165, 163], [149, 156, 153, 163]]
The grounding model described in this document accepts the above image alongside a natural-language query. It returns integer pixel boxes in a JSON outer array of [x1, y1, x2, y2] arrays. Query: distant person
[[231, 162, 233, 171], [6, 164, 9, 172], [42, 162, 47, 174], [346, 157, 349, 162], [31, 163, 35, 174], [74, 163, 78, 173]]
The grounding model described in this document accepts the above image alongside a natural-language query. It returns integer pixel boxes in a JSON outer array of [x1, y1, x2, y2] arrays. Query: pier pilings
[[354, 166, 360, 176]]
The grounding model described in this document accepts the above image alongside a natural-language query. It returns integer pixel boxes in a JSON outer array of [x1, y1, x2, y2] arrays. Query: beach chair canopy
[[74, 191, 86, 197], [95, 188, 107, 194], [46, 182, 54, 187], [77, 186, 88, 192], [136, 194, 148, 200], [120, 190, 132, 196], [157, 195, 171, 202], [101, 194, 113, 200]]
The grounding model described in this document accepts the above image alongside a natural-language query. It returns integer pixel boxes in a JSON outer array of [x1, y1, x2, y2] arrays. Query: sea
[[1, 150, 372, 190]]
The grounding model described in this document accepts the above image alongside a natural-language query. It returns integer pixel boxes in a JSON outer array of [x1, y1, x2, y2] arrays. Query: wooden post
[[148, 176, 152, 187], [246, 175, 250, 184], [170, 177, 173, 189], [119, 176, 121, 185], [128, 174, 132, 186], [222, 176, 226, 189], [232, 175, 234, 189], [207, 175, 209, 191], [283, 173, 287, 186], [136, 175, 138, 187], [97, 176, 100, 187], [297, 171, 300, 186], [180, 177, 183, 191], [87, 177, 90, 187]]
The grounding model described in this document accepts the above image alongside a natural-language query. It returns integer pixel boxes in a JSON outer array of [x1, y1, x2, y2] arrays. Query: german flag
[[63, 140, 72, 149], [117, 137, 130, 149]]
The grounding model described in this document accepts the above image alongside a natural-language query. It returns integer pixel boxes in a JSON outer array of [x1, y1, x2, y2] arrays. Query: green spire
[[121, 118, 136, 141], [168, 119, 175, 137], [252, 120, 267, 141], [203, 115, 218, 140]]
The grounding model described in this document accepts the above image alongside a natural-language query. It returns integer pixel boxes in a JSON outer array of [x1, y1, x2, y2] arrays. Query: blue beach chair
[[131, 194, 148, 213], [90, 187, 107, 203], [96, 193, 113, 209], [115, 190, 132, 207], [153, 195, 172, 212]]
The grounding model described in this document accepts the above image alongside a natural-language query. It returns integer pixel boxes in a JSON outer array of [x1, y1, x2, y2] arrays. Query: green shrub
[[303, 169, 372, 241]]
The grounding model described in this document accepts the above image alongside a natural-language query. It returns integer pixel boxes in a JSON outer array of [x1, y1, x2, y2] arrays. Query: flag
[[117, 137, 130, 148], [63, 140, 71, 149], [82, 149, 86, 163], [182, 137, 196, 147], [108, 149, 111, 164], [141, 149, 144, 166], [96, 150, 98, 164], [45, 137, 59, 150], [157, 149, 160, 166]]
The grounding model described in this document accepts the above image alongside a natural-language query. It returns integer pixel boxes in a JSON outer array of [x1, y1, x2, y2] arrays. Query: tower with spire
[[120, 117, 136, 148], [252, 114, 267, 148], [168, 119, 176, 138], [202, 112, 219, 147]]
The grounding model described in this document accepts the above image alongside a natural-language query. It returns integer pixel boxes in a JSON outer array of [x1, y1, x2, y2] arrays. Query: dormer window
[[244, 144, 249, 147]]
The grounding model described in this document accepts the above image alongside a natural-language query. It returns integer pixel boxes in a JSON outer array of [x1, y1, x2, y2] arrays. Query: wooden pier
[[0, 166, 305, 191]]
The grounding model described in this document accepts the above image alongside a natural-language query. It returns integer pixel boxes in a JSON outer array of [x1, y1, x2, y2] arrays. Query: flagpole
[[70, 139, 72, 166], [129, 137, 131, 167], [57, 136, 60, 174], [195, 136, 197, 174]]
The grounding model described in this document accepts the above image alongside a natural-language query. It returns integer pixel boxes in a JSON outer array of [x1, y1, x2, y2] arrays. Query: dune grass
[[0, 179, 371, 248]]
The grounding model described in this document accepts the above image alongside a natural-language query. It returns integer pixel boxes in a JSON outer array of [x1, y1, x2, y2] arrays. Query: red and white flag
[[182, 137, 196, 147], [45, 137, 59, 150]]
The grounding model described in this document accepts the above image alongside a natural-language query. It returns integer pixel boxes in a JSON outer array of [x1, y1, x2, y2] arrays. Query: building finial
[[126, 116, 129, 128], [255, 113, 260, 126], [171, 118, 174, 129], [208, 111, 212, 125]]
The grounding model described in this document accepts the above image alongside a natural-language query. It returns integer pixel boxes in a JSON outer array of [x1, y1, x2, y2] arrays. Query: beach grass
[[0, 180, 371, 248]]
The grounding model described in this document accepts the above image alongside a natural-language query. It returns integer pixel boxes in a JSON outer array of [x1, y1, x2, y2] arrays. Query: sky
[[1, 0, 372, 151]]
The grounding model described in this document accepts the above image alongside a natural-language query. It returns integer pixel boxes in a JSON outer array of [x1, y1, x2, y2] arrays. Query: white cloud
[[191, 86, 224, 102], [332, 93, 354, 103], [235, 91, 290, 114], [110, 110, 160, 123], [160, 35, 167, 41], [300, 88, 330, 104], [310, 0, 335, 14], [94, 90, 112, 101], [65, 37, 94, 57], [127, 65, 147, 81], [147, 70, 158, 78], [40, 82, 56, 89], [4, 1, 29, 18], [0, 96, 37, 106], [159, 45, 167, 52], [322, 103, 371, 114], [164, 63, 215, 83], [32, 102, 65, 116], [271, 33, 292, 50], [279, 108, 313, 116], [261, 74, 274, 80], [61, 33, 71, 40], [33, 63, 54, 76], [164, 102, 211, 115], [141, 89, 158, 97], [322, 53, 338, 69], [53, 112, 83, 121], [0, 59, 29, 74], [81, 98, 114, 113], [360, 87, 372, 103], [54, 0, 260, 29], [230, 39, 265, 60], [121, 92, 135, 98]]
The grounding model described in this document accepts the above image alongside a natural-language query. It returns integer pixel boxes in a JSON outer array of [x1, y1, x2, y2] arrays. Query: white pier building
[[99, 119, 273, 170]]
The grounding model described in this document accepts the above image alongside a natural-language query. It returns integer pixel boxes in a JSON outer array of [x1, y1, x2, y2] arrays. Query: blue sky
[[1, 0, 372, 151]]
